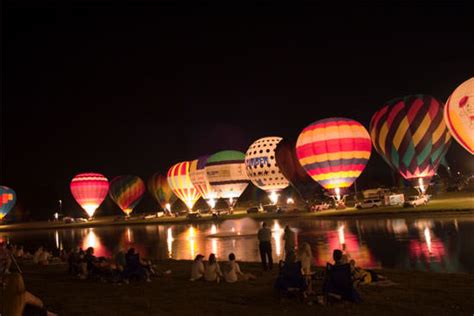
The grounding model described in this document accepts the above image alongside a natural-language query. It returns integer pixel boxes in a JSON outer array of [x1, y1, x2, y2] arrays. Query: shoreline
[[1, 207, 473, 233]]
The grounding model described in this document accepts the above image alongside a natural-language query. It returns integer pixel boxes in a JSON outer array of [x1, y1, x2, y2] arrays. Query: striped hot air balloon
[[444, 78, 474, 154], [0, 186, 16, 220], [167, 162, 201, 211], [205, 150, 250, 208], [70, 173, 109, 218], [296, 118, 372, 198], [189, 156, 217, 208], [109, 175, 145, 216], [147, 173, 177, 213], [370, 95, 451, 193]]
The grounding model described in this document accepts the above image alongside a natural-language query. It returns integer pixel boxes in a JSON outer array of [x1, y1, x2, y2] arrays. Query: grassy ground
[[1, 260, 473, 316], [1, 191, 473, 232]]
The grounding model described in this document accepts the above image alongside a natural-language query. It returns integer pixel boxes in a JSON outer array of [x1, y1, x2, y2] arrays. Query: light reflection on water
[[2, 216, 473, 273]]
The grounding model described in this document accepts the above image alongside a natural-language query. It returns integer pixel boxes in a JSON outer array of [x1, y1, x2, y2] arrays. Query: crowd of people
[[0, 221, 394, 315]]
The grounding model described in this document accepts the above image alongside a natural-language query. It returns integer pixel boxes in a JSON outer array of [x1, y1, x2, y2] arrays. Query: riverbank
[[1, 260, 473, 315], [1, 192, 472, 232]]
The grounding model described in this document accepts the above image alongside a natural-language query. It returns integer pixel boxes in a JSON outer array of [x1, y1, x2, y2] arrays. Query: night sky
[[2, 1, 473, 219]]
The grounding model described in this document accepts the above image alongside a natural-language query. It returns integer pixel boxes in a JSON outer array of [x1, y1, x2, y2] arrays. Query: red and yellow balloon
[[167, 162, 201, 211], [70, 173, 109, 218]]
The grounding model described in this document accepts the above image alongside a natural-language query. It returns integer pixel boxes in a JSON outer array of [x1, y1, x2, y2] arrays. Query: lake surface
[[1, 215, 473, 273]]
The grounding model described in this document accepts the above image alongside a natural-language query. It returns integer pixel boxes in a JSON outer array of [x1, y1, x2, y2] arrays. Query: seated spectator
[[68, 247, 82, 275], [32, 247, 44, 264], [204, 253, 222, 283], [297, 242, 314, 293], [114, 248, 126, 272], [2, 272, 57, 316], [0, 242, 12, 274], [321, 249, 362, 303], [123, 248, 150, 283], [223, 253, 256, 283], [190, 254, 205, 281], [274, 251, 307, 297], [14, 246, 25, 259], [37, 249, 51, 265]]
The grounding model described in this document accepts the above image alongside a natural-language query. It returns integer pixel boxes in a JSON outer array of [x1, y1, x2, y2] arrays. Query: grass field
[[1, 260, 473, 316]]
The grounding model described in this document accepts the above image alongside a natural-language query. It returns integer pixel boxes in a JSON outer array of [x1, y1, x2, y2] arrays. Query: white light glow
[[418, 178, 426, 194], [338, 225, 345, 246], [167, 228, 174, 258], [165, 203, 171, 213], [335, 187, 341, 201], [272, 221, 284, 257], [82, 204, 98, 218], [211, 224, 217, 235], [286, 198, 294, 205], [269, 191, 279, 205], [424, 227, 432, 254]]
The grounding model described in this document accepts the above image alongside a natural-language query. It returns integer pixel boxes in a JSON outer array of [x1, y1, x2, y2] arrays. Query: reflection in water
[[3, 215, 473, 273], [167, 228, 174, 258], [272, 220, 284, 257]]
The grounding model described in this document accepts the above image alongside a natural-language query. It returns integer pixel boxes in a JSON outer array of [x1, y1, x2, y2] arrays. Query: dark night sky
[[2, 1, 473, 218]]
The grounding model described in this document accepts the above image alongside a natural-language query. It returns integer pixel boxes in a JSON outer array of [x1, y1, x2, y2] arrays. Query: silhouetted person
[[257, 222, 273, 270]]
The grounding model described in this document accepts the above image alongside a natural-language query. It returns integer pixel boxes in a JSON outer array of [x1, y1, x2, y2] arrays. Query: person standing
[[283, 225, 295, 257], [257, 222, 273, 271]]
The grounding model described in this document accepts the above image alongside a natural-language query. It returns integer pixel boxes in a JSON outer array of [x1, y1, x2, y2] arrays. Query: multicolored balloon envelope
[[444, 77, 474, 154], [0, 186, 16, 220], [296, 118, 372, 197], [370, 95, 451, 192], [147, 173, 177, 212], [167, 161, 201, 210], [275, 139, 321, 203], [189, 156, 217, 207], [70, 173, 109, 218], [245, 137, 289, 192], [205, 150, 250, 207], [109, 175, 145, 216]]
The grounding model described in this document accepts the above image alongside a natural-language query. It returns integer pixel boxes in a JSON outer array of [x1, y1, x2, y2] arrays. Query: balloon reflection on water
[[82, 229, 110, 258]]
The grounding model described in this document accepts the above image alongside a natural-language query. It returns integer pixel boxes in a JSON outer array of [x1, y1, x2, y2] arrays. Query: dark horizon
[[2, 1, 473, 219]]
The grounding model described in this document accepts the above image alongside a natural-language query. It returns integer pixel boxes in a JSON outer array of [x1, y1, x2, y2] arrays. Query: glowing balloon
[[109, 175, 145, 216], [70, 173, 109, 218], [189, 156, 217, 208], [167, 161, 201, 210], [444, 77, 474, 154], [205, 150, 250, 208], [275, 139, 321, 203], [147, 173, 177, 213], [0, 186, 16, 220], [245, 137, 289, 204], [370, 95, 451, 193], [296, 118, 371, 198]]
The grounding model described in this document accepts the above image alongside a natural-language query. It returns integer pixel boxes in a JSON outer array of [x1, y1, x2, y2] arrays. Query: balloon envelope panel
[[245, 137, 289, 192], [205, 150, 249, 199], [296, 118, 371, 190], [70, 173, 109, 217], [147, 173, 177, 210], [370, 95, 451, 182], [167, 161, 201, 210], [189, 156, 216, 199], [109, 175, 145, 215], [275, 139, 321, 202], [0, 186, 16, 219], [444, 78, 474, 154]]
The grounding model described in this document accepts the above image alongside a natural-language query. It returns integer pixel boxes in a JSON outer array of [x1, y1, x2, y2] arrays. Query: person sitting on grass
[[274, 251, 307, 298], [0, 242, 12, 274], [2, 272, 57, 316], [114, 247, 127, 272], [349, 259, 390, 286], [223, 253, 256, 283], [37, 248, 51, 266], [32, 247, 44, 264], [204, 253, 222, 283], [123, 248, 151, 283], [190, 254, 205, 281], [67, 247, 82, 275]]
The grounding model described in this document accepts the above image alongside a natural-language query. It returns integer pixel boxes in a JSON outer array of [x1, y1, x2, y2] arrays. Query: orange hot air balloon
[[444, 78, 474, 154], [167, 162, 201, 211]]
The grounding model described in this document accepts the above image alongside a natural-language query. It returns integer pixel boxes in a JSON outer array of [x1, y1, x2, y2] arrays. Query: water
[[1, 215, 473, 273]]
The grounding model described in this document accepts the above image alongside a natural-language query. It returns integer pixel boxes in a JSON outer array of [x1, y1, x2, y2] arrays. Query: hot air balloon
[[167, 162, 201, 211], [275, 139, 322, 205], [296, 118, 372, 203], [0, 186, 16, 220], [444, 77, 474, 154], [205, 150, 250, 209], [245, 137, 289, 205], [70, 173, 109, 218], [147, 173, 177, 214], [370, 95, 451, 194], [189, 156, 217, 209], [109, 175, 145, 216]]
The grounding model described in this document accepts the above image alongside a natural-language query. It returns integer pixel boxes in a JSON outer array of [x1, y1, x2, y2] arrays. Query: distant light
[[54, 212, 59, 220], [335, 187, 341, 201], [286, 198, 294, 205], [418, 178, 426, 194], [269, 191, 279, 205], [208, 198, 216, 209]]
